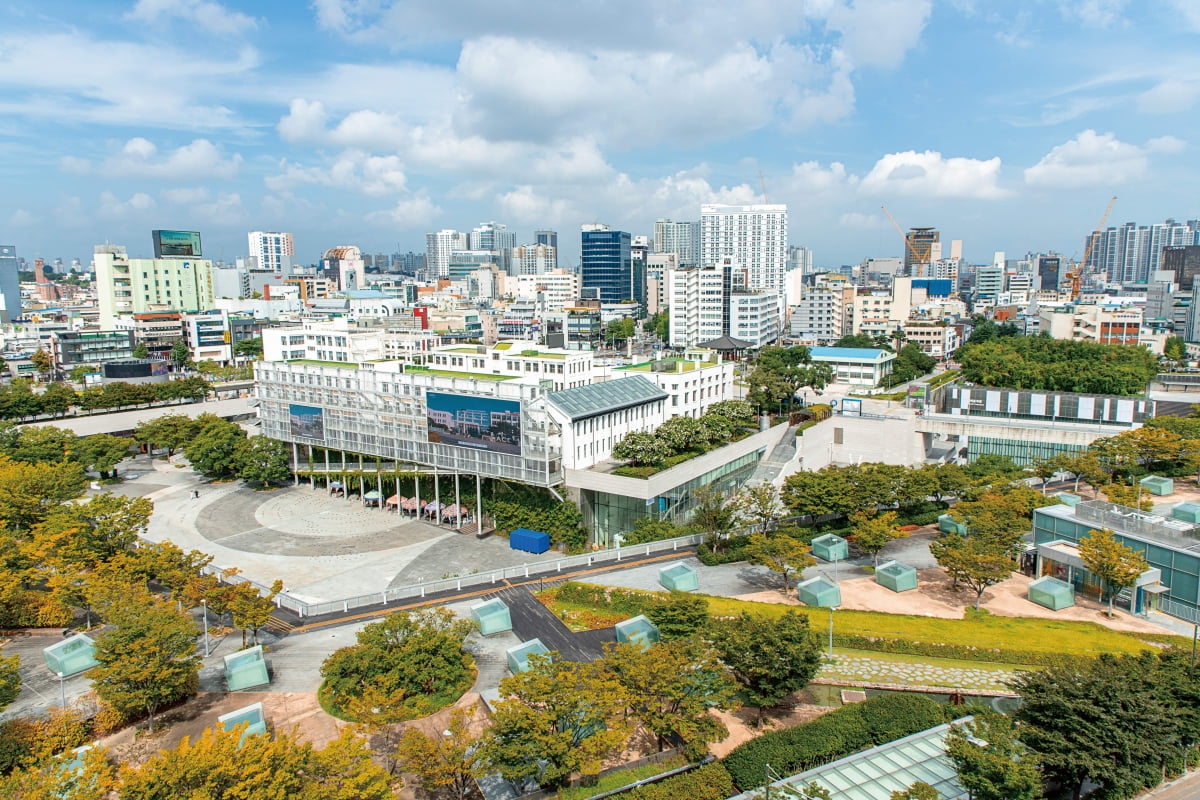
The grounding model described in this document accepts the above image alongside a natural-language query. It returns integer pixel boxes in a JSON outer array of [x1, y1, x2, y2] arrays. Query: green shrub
[[553, 583, 651, 617], [0, 719, 35, 775], [832, 633, 1090, 668], [721, 693, 945, 791], [697, 534, 753, 565], [626, 763, 734, 800]]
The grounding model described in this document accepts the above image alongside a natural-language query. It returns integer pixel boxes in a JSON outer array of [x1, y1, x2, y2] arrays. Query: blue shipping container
[[509, 528, 551, 554]]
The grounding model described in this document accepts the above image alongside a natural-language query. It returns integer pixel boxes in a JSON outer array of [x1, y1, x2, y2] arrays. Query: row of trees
[[957, 335, 1159, 395], [0, 376, 211, 421], [135, 413, 292, 486]]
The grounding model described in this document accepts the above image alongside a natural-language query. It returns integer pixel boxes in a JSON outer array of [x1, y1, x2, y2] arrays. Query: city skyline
[[1, 1, 1198, 268]]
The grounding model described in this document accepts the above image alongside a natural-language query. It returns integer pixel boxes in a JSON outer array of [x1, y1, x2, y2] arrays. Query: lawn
[[537, 584, 1182, 662], [554, 756, 688, 800]]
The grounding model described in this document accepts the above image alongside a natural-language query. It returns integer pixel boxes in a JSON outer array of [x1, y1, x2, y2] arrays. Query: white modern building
[[809, 346, 896, 387], [653, 219, 701, 268], [425, 229, 469, 279], [729, 291, 782, 347], [512, 244, 558, 275], [700, 204, 788, 293], [511, 270, 581, 313], [247, 231, 294, 275], [665, 266, 725, 348], [789, 278, 855, 345]]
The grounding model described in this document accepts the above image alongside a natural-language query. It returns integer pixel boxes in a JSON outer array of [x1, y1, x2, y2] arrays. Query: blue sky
[[1, 0, 1198, 269]]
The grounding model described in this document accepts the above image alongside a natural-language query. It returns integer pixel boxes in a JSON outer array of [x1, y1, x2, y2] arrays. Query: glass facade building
[[581, 227, 638, 307]]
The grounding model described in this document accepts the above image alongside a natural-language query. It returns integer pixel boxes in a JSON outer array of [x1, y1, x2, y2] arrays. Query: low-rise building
[[808, 346, 896, 387]]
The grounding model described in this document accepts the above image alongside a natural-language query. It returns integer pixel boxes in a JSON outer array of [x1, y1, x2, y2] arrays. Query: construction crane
[[1065, 196, 1117, 301], [881, 205, 923, 264]]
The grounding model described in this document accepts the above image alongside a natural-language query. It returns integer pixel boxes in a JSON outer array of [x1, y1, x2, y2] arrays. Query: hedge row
[[833, 633, 1090, 669], [625, 763, 734, 800], [721, 693, 947, 791]]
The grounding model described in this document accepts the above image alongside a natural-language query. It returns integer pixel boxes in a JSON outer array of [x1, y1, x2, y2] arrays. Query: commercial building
[[808, 347, 895, 387], [1038, 254, 1063, 292], [247, 231, 294, 275], [425, 229, 469, 279], [700, 204, 788, 293], [788, 276, 855, 345], [1162, 245, 1200, 291], [581, 225, 640, 307], [904, 227, 939, 276], [902, 321, 960, 359], [94, 243, 216, 329], [1038, 305, 1144, 346], [50, 330, 135, 372], [665, 266, 725, 348], [183, 310, 261, 365], [511, 244, 558, 275], [115, 312, 184, 360]]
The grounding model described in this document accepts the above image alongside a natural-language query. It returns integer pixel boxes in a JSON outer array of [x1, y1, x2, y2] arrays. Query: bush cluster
[[625, 763, 734, 800], [553, 582, 652, 617], [832, 634, 1089, 669], [721, 693, 947, 791]]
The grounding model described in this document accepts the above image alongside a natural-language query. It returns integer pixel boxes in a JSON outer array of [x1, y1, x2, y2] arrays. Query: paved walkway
[[492, 586, 614, 662], [817, 654, 1016, 692]]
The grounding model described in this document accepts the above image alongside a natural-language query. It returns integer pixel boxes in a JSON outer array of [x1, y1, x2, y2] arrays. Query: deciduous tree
[[850, 510, 904, 567], [478, 655, 631, 789], [236, 435, 292, 486], [184, 419, 247, 478], [395, 707, 485, 798], [711, 611, 823, 722], [91, 596, 200, 731], [743, 533, 815, 593], [73, 434, 132, 479], [604, 639, 738, 758], [1078, 528, 1148, 617], [736, 482, 785, 534], [945, 714, 1041, 800], [133, 414, 198, 457], [643, 590, 709, 640], [227, 579, 284, 646]]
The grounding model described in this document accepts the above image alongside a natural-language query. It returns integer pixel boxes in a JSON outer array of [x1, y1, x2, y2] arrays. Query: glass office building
[[581, 227, 639, 307]]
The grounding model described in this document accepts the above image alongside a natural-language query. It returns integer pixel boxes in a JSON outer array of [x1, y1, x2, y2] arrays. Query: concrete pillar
[[475, 473, 482, 536], [414, 473, 420, 521], [377, 471, 383, 512], [292, 442, 299, 486], [454, 472, 461, 531], [434, 464, 440, 524]]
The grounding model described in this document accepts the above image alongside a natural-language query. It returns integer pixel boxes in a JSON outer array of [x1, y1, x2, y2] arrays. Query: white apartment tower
[[512, 244, 558, 275], [653, 219, 701, 267], [247, 231, 294, 275], [700, 204, 788, 293], [425, 229, 469, 278], [665, 266, 726, 348]]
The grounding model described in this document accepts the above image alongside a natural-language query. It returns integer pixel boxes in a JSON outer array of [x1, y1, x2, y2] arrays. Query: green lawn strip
[[700, 595, 1176, 658], [538, 585, 1184, 660], [554, 756, 688, 800]]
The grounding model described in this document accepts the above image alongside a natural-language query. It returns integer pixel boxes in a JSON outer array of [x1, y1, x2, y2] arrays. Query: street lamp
[[827, 605, 837, 662], [201, 599, 210, 658]]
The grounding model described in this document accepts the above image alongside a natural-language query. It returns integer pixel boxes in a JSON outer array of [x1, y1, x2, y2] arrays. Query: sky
[[1, 0, 1199, 270]]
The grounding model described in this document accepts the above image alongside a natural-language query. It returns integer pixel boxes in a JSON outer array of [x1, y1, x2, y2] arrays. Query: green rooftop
[[405, 366, 515, 381], [287, 359, 359, 369], [618, 357, 716, 373]]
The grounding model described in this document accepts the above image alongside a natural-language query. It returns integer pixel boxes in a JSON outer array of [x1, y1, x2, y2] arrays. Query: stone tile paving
[[817, 653, 1017, 691]]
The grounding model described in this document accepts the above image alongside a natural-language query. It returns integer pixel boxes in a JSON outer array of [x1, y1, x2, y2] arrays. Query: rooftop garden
[[404, 365, 515, 381], [957, 336, 1158, 395], [287, 359, 359, 369], [610, 400, 756, 478]]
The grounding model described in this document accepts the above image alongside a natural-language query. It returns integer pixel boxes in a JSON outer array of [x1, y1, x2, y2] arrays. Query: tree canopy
[[957, 337, 1158, 394]]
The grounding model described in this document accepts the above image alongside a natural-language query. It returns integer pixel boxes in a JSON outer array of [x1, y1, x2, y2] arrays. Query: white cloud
[[365, 194, 440, 229], [192, 192, 246, 225], [860, 150, 1007, 198], [839, 212, 887, 229], [126, 0, 258, 35], [1147, 135, 1187, 154], [85, 138, 243, 180], [1059, 0, 1128, 28], [98, 191, 157, 219], [162, 187, 212, 205], [266, 151, 409, 196], [59, 156, 90, 174], [1137, 79, 1200, 113], [1024, 130, 1155, 187], [823, 0, 932, 70], [7, 209, 35, 227], [494, 185, 574, 227], [0, 31, 258, 129], [1166, 0, 1200, 32]]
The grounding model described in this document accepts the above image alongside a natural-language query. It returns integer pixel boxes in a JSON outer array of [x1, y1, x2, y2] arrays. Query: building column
[[377, 471, 382, 512], [292, 442, 299, 486], [454, 472, 461, 531], [433, 464, 440, 524], [414, 473, 420, 522], [475, 474, 482, 536]]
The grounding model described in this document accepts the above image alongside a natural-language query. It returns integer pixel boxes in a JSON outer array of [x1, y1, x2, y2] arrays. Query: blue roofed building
[[808, 346, 896, 387]]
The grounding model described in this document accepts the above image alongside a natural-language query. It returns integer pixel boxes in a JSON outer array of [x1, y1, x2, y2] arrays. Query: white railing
[[197, 532, 706, 620]]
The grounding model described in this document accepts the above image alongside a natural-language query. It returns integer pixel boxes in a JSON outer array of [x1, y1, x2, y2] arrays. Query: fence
[[196, 532, 707, 620], [1160, 596, 1200, 626]]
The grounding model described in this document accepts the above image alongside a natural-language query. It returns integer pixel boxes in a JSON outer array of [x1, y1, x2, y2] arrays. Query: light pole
[[828, 605, 835, 661], [201, 599, 210, 658], [57, 672, 65, 708]]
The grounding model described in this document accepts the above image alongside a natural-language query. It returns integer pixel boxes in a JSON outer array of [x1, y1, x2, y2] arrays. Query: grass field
[[538, 585, 1184, 662]]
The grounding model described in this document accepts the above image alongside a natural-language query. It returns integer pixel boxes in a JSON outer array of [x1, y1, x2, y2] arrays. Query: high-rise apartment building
[[534, 230, 558, 249], [665, 266, 726, 347], [425, 229, 469, 278], [699, 204, 788, 293], [653, 219, 701, 268], [1086, 219, 1200, 284], [904, 227, 939, 276], [512, 244, 558, 275], [580, 225, 639, 306], [94, 242, 216, 329], [0, 245, 20, 323], [247, 231, 294, 275]]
